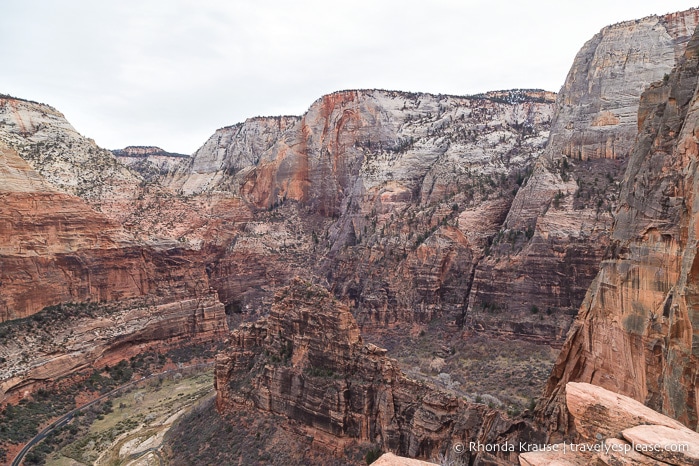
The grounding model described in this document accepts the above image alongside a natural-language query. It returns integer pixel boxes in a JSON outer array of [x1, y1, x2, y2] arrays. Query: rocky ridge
[[215, 278, 539, 464], [0, 96, 140, 211], [113, 145, 191, 182]]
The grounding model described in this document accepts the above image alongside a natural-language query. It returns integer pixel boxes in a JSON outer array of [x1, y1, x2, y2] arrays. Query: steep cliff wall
[[467, 9, 699, 342], [540, 25, 699, 434], [0, 96, 141, 210], [0, 139, 228, 399], [175, 89, 556, 327], [0, 140, 219, 321], [215, 279, 535, 464]]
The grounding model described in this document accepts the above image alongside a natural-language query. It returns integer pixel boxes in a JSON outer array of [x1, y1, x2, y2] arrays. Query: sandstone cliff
[[0, 138, 227, 399], [0, 96, 244, 245], [215, 278, 537, 464], [540, 21, 699, 434], [113, 145, 191, 182], [164, 115, 301, 195], [170, 89, 556, 328], [0, 96, 141, 210], [466, 9, 699, 342]]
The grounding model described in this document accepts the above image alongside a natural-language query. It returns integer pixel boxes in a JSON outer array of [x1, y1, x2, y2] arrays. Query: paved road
[[11, 362, 213, 466]]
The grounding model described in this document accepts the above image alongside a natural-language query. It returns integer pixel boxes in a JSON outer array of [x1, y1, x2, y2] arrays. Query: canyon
[[2, 5, 699, 466]]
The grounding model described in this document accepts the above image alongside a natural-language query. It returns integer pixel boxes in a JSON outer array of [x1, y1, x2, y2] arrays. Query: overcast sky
[[2, 1, 698, 154]]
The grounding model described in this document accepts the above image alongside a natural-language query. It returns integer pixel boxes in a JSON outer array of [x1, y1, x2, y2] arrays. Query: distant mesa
[[111, 145, 190, 158]]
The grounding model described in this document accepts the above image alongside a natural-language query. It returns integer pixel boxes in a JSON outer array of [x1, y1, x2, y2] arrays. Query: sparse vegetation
[[365, 446, 382, 464], [381, 323, 557, 412], [0, 341, 219, 461]]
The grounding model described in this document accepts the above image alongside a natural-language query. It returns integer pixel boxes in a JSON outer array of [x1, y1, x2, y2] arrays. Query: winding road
[[11, 362, 213, 466]]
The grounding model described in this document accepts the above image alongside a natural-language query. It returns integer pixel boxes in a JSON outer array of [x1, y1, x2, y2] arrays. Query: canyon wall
[[0, 140, 215, 321], [163, 10, 699, 340], [0, 96, 141, 212], [541, 23, 699, 434], [466, 9, 699, 342], [0, 133, 227, 399], [171, 89, 556, 328], [0, 96, 243, 244]]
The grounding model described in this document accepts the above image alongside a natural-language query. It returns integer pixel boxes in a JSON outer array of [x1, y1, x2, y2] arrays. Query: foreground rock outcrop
[[541, 17, 699, 434], [521, 383, 699, 465], [372, 453, 438, 466], [215, 278, 535, 464]]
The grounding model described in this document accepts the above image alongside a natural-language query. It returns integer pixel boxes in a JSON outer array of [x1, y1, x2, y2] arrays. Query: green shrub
[[365, 446, 382, 464]]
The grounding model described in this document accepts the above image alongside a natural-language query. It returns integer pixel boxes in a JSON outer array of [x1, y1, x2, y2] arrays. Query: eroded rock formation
[[0, 138, 227, 399], [215, 278, 534, 464], [466, 9, 699, 342], [540, 20, 699, 435], [170, 89, 557, 329]]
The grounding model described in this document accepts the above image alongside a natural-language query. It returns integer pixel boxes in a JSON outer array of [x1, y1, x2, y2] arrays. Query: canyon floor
[[36, 369, 214, 466]]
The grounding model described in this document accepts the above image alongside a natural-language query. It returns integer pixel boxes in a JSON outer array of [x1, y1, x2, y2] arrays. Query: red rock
[[622, 424, 699, 465], [215, 278, 522, 463], [541, 23, 699, 432], [565, 382, 687, 441], [372, 452, 438, 465]]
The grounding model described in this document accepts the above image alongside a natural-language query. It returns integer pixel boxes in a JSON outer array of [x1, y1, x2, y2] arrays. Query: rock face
[[215, 278, 532, 464], [521, 383, 699, 466], [0, 138, 227, 399], [0, 296, 226, 398], [170, 89, 556, 328], [0, 87, 556, 341], [0, 96, 141, 210], [165, 116, 301, 195], [0, 96, 241, 245], [113, 145, 191, 182], [540, 22, 699, 434], [155, 8, 697, 342], [0, 140, 216, 321], [466, 9, 699, 342]]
